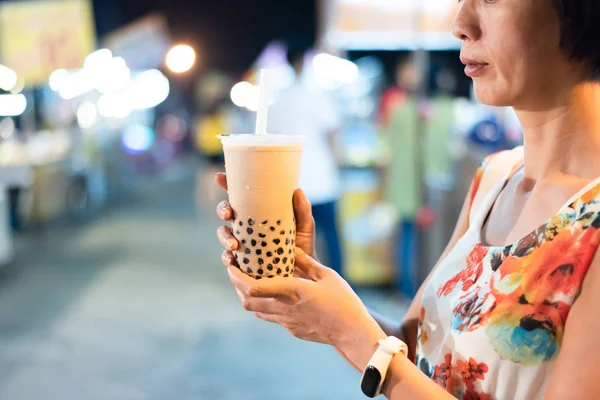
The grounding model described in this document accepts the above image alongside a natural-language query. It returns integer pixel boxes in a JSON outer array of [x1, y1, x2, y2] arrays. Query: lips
[[460, 56, 489, 78]]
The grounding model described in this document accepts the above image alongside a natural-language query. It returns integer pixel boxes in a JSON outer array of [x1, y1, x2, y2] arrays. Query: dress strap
[[469, 146, 524, 227]]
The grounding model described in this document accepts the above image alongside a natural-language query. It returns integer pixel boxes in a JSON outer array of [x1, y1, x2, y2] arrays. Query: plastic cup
[[221, 134, 305, 279]]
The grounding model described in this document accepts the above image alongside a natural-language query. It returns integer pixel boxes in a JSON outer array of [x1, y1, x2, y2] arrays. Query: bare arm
[[543, 249, 600, 399], [370, 186, 471, 362], [331, 189, 472, 399]]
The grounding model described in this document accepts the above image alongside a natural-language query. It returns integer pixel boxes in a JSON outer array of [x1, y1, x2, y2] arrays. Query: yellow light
[[166, 44, 196, 73]]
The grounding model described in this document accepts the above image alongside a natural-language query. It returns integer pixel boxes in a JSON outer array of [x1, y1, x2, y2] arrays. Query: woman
[[216, 1, 600, 399]]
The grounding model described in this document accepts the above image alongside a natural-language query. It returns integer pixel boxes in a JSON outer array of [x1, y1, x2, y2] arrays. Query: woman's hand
[[226, 247, 384, 353], [215, 172, 317, 267]]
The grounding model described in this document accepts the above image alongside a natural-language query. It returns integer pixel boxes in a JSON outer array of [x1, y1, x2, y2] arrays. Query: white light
[[96, 57, 131, 94], [58, 70, 96, 100], [230, 81, 253, 107], [10, 76, 25, 94], [128, 69, 170, 110], [244, 85, 261, 112], [166, 44, 196, 73], [312, 53, 359, 85], [97, 93, 132, 119], [84, 49, 113, 71], [0, 118, 15, 139], [337, 59, 360, 84], [122, 125, 155, 153], [76, 101, 97, 129], [49, 69, 70, 91], [0, 94, 27, 116], [0, 65, 18, 92]]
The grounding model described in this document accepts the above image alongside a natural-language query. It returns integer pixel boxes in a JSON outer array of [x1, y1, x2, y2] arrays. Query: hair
[[553, 0, 600, 80]]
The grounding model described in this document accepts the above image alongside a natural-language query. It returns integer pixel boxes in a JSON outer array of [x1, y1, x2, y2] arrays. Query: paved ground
[[0, 164, 408, 400]]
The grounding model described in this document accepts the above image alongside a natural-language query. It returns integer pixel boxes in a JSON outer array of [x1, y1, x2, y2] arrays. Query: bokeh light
[[76, 101, 98, 129], [122, 125, 155, 154], [166, 44, 196, 73]]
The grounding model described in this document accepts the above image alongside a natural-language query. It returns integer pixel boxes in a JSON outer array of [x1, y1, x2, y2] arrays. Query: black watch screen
[[361, 365, 382, 398]]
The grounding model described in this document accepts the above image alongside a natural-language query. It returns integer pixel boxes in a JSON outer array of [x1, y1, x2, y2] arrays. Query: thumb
[[293, 189, 314, 235], [294, 248, 330, 281]]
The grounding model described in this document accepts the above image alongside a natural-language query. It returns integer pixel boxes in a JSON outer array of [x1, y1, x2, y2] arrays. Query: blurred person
[[378, 56, 423, 298], [216, 1, 600, 399], [423, 67, 458, 179], [267, 45, 344, 276]]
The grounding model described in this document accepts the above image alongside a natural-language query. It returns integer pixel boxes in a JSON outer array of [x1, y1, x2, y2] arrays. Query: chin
[[473, 83, 514, 107]]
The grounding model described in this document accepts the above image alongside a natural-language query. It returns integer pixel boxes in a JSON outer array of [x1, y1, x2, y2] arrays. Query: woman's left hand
[[227, 248, 383, 352]]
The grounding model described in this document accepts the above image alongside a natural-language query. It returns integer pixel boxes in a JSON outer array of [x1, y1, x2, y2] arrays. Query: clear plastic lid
[[219, 134, 305, 147]]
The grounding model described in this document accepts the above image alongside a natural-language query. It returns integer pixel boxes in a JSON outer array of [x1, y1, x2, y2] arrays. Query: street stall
[[317, 0, 464, 289]]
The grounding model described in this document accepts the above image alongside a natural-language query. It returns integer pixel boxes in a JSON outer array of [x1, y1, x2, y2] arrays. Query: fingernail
[[228, 239, 236, 250]]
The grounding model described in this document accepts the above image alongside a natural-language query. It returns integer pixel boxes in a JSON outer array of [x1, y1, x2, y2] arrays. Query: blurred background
[[0, 0, 523, 399]]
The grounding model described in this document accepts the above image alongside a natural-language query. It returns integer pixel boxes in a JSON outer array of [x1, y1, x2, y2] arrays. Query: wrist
[[338, 316, 387, 371]]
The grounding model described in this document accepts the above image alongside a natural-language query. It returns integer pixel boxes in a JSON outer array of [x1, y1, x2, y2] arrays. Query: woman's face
[[453, 0, 586, 110]]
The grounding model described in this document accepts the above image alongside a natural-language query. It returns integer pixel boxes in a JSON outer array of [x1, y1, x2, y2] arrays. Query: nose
[[451, 0, 482, 42]]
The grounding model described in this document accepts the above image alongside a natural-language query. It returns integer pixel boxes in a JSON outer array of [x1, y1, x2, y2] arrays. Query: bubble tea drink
[[221, 134, 304, 279]]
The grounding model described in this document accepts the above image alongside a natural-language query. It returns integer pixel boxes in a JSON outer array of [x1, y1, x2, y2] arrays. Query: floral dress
[[416, 148, 600, 399]]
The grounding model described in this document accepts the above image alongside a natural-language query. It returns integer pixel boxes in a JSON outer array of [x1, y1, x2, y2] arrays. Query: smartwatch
[[360, 336, 408, 398]]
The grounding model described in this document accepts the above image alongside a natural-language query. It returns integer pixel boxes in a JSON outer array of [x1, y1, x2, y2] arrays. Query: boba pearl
[[244, 248, 251, 255], [247, 228, 254, 235], [267, 264, 273, 271], [258, 258, 264, 265], [261, 241, 267, 247], [270, 226, 276, 232], [251, 239, 257, 247], [258, 233, 266, 238], [283, 257, 288, 264], [248, 218, 255, 226], [285, 266, 290, 272], [258, 269, 264, 275], [243, 258, 250, 265], [279, 230, 285, 235], [277, 268, 282, 275], [266, 251, 273, 257], [288, 249, 292, 255], [277, 220, 281, 225], [273, 258, 281, 264], [273, 239, 281, 245], [262, 220, 268, 225], [239, 221, 243, 226], [283, 274, 289, 278], [246, 267, 253, 274], [277, 248, 284, 255], [256, 276, 262, 280], [285, 238, 290, 245], [256, 249, 262, 255]]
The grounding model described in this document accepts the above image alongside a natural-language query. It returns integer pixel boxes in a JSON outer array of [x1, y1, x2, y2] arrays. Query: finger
[[293, 189, 315, 234], [255, 312, 293, 326], [222, 250, 238, 268], [217, 201, 233, 221], [227, 266, 297, 299], [215, 172, 228, 191], [294, 248, 329, 281], [239, 295, 287, 314], [217, 226, 238, 250]]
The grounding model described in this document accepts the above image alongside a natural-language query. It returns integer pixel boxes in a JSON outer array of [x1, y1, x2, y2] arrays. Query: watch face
[[361, 366, 382, 398]]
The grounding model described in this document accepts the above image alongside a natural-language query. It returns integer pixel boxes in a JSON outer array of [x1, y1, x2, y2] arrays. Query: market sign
[[321, 0, 460, 50], [0, 0, 96, 86]]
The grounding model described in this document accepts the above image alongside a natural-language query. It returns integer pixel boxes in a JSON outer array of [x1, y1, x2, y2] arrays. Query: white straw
[[254, 69, 271, 135]]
